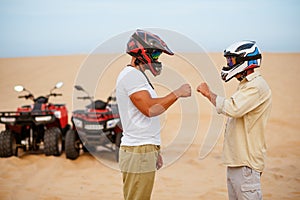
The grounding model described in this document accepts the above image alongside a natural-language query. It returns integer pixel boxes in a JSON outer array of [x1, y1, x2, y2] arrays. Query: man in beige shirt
[[197, 41, 272, 200]]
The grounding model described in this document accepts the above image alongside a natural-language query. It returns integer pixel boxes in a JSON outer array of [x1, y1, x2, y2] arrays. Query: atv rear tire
[[0, 130, 17, 157], [65, 129, 80, 160], [44, 127, 63, 156]]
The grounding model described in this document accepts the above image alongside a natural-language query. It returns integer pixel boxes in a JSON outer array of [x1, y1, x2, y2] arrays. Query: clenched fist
[[197, 82, 210, 98], [174, 84, 192, 98], [196, 82, 217, 106]]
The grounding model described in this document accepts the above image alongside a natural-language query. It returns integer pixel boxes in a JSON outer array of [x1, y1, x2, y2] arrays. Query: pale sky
[[0, 0, 299, 57]]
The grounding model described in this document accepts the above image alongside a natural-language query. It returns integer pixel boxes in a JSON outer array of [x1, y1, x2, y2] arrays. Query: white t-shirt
[[116, 66, 161, 146]]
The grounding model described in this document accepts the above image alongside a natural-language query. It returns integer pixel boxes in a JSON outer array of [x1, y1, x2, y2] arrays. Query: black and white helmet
[[221, 41, 262, 82]]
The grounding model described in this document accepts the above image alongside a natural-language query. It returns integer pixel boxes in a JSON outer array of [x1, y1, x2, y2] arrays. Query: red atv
[[0, 82, 70, 157], [65, 85, 122, 161]]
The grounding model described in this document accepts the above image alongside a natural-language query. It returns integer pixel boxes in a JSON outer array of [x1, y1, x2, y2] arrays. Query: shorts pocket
[[241, 183, 260, 192], [241, 183, 262, 199]]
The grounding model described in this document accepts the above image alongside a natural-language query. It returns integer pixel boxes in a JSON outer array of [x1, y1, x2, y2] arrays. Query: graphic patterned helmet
[[126, 29, 174, 76], [221, 41, 262, 82]]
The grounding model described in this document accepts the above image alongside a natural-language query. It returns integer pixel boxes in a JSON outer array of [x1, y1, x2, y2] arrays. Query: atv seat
[[86, 100, 107, 110], [32, 103, 47, 114], [32, 97, 48, 113]]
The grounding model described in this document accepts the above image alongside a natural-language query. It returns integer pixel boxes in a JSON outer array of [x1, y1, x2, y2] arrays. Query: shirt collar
[[246, 71, 261, 82]]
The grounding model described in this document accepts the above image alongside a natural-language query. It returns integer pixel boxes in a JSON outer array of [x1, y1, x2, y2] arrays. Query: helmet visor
[[151, 50, 162, 60], [226, 56, 237, 67]]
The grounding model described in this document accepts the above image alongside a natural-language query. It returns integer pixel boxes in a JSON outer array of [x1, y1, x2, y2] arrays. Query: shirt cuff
[[216, 96, 225, 114]]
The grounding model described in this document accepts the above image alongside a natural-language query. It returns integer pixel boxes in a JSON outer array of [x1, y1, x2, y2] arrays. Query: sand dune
[[0, 53, 299, 199]]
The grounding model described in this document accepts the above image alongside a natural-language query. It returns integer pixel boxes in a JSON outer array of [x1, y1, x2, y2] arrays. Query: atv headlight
[[54, 111, 61, 118], [35, 116, 52, 122], [73, 118, 83, 128], [106, 119, 120, 129], [84, 124, 103, 130], [0, 117, 16, 123]]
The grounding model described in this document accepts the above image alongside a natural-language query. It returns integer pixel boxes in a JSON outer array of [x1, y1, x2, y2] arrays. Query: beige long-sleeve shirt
[[216, 71, 272, 172]]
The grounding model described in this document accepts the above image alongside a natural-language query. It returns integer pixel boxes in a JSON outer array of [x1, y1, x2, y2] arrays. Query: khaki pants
[[119, 145, 160, 200], [227, 166, 262, 200]]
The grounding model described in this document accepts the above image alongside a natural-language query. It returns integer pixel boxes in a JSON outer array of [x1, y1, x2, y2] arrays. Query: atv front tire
[[0, 130, 17, 157], [65, 129, 80, 160], [44, 127, 63, 156]]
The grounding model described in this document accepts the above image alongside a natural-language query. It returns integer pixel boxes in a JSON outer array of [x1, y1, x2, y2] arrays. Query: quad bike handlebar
[[15, 82, 64, 102], [74, 85, 117, 111], [48, 93, 62, 97], [77, 96, 92, 100], [18, 94, 34, 99]]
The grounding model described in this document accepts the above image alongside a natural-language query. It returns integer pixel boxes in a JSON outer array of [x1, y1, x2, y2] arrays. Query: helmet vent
[[235, 42, 254, 52]]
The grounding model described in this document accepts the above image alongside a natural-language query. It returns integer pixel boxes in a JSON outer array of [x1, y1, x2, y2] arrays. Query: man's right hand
[[174, 84, 192, 98]]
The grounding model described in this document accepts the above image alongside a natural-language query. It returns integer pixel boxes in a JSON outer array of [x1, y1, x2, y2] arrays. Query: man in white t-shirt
[[116, 29, 191, 200]]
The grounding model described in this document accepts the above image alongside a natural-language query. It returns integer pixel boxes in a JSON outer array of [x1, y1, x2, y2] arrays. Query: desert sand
[[0, 53, 299, 200]]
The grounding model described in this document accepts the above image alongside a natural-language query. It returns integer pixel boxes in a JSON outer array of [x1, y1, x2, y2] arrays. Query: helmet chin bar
[[151, 62, 162, 76], [221, 71, 228, 82], [135, 56, 162, 76], [142, 61, 162, 77]]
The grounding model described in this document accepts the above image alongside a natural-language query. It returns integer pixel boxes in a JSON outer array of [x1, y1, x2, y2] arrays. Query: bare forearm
[[149, 92, 178, 117], [149, 85, 191, 116], [131, 84, 191, 117]]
